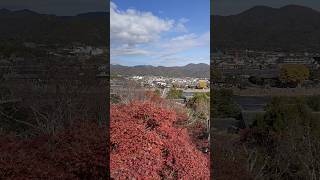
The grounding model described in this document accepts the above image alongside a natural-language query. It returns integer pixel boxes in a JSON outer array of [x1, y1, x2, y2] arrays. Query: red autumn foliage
[[212, 134, 253, 180], [0, 122, 107, 179], [186, 122, 209, 152], [110, 101, 209, 179], [145, 90, 164, 105]]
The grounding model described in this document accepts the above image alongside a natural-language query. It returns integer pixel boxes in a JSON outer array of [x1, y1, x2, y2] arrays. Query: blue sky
[[110, 0, 210, 67]]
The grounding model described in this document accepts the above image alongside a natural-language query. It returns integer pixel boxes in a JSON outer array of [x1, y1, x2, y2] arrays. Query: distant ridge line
[[212, 4, 320, 51], [111, 63, 210, 78]]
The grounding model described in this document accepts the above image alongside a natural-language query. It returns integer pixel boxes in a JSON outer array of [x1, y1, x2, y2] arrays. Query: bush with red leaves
[[110, 101, 209, 179], [186, 122, 209, 152], [145, 90, 164, 105], [0, 122, 107, 179], [212, 134, 253, 180]]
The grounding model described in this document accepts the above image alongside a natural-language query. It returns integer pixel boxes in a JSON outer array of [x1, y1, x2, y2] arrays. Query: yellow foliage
[[197, 80, 208, 89], [280, 64, 310, 85]]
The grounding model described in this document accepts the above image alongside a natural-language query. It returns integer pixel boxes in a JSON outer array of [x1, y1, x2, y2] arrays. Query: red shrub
[[0, 122, 107, 179], [110, 101, 209, 179], [145, 91, 164, 105], [186, 122, 209, 151], [212, 135, 253, 180]]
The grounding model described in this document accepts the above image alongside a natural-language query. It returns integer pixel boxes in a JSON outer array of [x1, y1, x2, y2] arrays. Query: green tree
[[253, 97, 317, 132], [154, 89, 161, 97], [166, 88, 183, 99], [186, 93, 210, 130], [247, 97, 320, 179], [212, 89, 241, 118]]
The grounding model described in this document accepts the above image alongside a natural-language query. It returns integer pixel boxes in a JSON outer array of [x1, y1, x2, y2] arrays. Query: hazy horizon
[[111, 62, 209, 68]]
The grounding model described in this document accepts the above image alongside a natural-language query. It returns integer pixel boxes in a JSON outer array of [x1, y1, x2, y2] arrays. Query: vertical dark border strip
[[210, 0, 214, 179], [107, 1, 111, 178]]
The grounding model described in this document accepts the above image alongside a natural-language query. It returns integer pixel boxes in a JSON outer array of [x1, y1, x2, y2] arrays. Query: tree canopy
[[166, 88, 184, 99], [197, 80, 208, 89], [212, 89, 241, 119], [280, 64, 310, 86], [110, 101, 209, 179]]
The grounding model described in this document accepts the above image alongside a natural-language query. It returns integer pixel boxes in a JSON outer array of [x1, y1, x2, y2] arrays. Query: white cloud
[[111, 47, 151, 57], [174, 18, 189, 32], [158, 31, 210, 57], [111, 31, 210, 60], [110, 2, 174, 47], [179, 18, 189, 24]]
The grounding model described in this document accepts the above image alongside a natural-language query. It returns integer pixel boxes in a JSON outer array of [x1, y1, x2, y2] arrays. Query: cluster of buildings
[[110, 76, 210, 105], [213, 50, 320, 72], [130, 75, 209, 89], [23, 42, 105, 58], [0, 43, 107, 94], [212, 49, 320, 87]]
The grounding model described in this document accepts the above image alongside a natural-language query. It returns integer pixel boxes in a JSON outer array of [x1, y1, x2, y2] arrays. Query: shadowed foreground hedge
[[0, 122, 107, 179]]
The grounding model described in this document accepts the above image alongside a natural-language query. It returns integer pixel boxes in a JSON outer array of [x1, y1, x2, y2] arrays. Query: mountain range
[[212, 5, 320, 51], [0, 9, 109, 46], [111, 63, 210, 78]]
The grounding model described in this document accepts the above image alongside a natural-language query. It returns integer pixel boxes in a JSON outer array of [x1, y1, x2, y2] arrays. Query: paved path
[[161, 88, 169, 98], [177, 88, 210, 93]]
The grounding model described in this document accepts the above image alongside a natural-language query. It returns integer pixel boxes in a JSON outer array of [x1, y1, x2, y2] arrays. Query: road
[[177, 88, 210, 93], [161, 88, 169, 98]]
